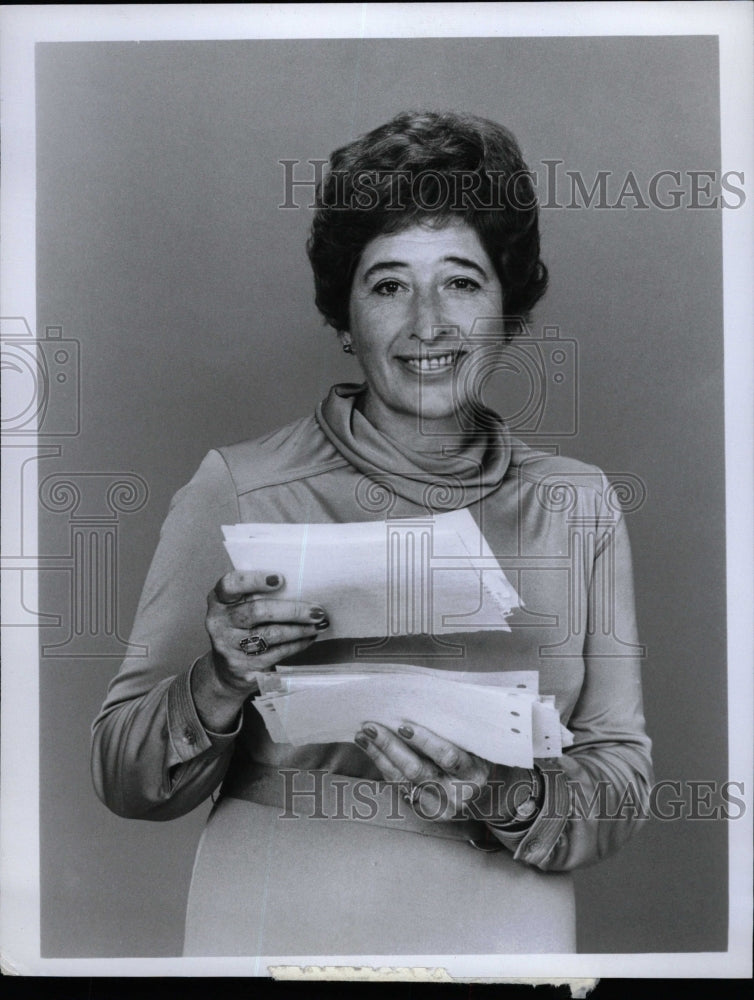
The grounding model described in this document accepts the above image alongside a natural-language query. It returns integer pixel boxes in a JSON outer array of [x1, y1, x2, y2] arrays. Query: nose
[[408, 288, 457, 342]]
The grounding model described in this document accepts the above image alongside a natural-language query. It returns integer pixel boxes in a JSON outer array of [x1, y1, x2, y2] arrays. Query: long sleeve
[[490, 478, 653, 869], [93, 424, 653, 860], [91, 450, 243, 820]]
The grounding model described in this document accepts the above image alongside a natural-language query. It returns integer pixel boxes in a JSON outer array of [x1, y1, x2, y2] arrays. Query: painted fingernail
[[314, 618, 330, 631], [398, 725, 414, 740], [266, 575, 280, 587], [354, 733, 369, 749], [362, 724, 378, 739], [309, 606, 326, 620]]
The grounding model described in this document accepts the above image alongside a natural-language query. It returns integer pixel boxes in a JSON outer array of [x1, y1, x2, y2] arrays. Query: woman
[[92, 110, 653, 955]]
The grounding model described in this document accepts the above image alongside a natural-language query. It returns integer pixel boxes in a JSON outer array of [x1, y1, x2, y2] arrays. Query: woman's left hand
[[354, 721, 492, 822]]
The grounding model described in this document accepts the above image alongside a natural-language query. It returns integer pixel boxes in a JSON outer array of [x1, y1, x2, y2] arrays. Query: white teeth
[[404, 353, 457, 372]]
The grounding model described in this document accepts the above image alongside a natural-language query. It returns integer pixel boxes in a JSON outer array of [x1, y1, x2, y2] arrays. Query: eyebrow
[[362, 255, 490, 283]]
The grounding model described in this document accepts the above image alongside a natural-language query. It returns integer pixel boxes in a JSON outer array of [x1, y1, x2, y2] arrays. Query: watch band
[[486, 766, 545, 830]]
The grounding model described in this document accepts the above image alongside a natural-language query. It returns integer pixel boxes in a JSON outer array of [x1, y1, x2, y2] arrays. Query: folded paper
[[252, 663, 573, 768], [223, 508, 521, 641]]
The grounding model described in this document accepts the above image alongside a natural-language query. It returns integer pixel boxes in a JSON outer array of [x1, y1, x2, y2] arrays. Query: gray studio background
[[36, 37, 727, 956]]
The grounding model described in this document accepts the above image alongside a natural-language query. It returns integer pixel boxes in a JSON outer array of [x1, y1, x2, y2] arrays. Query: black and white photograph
[[1, 2, 752, 981]]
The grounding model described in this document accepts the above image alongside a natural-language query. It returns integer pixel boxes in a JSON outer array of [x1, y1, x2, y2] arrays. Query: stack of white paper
[[223, 508, 521, 641], [253, 663, 573, 768]]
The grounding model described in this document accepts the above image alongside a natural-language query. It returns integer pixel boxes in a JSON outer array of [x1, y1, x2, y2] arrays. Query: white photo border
[[1, 1, 752, 980]]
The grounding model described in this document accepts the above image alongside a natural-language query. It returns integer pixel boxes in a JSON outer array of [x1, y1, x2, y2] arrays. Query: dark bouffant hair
[[307, 110, 547, 339]]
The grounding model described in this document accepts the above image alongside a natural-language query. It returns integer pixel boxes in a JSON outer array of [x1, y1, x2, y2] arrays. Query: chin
[[419, 392, 491, 428], [412, 403, 463, 428], [413, 391, 465, 421]]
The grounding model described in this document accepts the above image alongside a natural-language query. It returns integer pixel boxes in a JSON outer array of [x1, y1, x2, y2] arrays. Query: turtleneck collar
[[315, 383, 512, 511]]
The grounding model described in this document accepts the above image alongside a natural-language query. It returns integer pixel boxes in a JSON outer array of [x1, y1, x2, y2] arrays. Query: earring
[[342, 342, 354, 355]]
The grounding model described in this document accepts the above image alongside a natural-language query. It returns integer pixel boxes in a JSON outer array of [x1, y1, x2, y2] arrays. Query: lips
[[399, 350, 464, 374]]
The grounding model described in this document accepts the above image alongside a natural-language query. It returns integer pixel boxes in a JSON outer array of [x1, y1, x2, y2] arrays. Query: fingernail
[[362, 724, 378, 739], [354, 733, 369, 749], [266, 575, 280, 587], [309, 606, 326, 620], [314, 618, 330, 631], [398, 725, 414, 740]]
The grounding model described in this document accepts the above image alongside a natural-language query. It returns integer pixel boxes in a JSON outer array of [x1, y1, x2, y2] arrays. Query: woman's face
[[347, 219, 505, 444]]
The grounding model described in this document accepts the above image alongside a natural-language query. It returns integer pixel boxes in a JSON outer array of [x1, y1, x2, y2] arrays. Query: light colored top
[[91, 383, 652, 951]]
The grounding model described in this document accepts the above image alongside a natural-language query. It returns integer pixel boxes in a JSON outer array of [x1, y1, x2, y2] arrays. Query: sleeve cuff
[[166, 657, 243, 764], [489, 765, 569, 868]]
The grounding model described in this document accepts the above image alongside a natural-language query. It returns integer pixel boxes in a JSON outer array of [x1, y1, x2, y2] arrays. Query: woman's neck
[[357, 392, 487, 460]]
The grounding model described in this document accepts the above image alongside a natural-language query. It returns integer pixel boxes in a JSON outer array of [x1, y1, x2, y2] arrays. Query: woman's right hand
[[191, 570, 329, 732]]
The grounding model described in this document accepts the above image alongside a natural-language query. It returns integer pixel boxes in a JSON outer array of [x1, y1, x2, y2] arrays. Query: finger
[[227, 598, 329, 630], [220, 635, 319, 678], [354, 725, 460, 820], [356, 722, 440, 785], [211, 614, 322, 660], [353, 731, 453, 819], [396, 722, 484, 781], [211, 571, 285, 605], [232, 622, 322, 649], [353, 732, 407, 784]]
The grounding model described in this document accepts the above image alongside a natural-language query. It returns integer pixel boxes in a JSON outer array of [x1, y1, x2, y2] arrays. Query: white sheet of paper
[[223, 508, 521, 640], [270, 663, 539, 691], [252, 663, 570, 767], [256, 676, 535, 767]]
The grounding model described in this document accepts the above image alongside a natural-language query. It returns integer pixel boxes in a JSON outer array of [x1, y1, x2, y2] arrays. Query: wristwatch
[[512, 767, 544, 821], [488, 767, 544, 830]]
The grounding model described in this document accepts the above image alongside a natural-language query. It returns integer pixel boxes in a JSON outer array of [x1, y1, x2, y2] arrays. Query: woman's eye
[[447, 276, 480, 291], [373, 280, 403, 296]]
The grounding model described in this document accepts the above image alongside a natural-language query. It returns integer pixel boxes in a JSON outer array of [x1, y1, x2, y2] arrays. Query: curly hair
[[306, 110, 548, 339]]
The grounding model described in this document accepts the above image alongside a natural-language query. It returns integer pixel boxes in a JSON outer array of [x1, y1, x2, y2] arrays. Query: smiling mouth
[[399, 351, 464, 374]]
